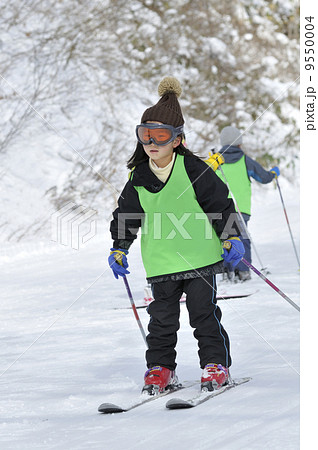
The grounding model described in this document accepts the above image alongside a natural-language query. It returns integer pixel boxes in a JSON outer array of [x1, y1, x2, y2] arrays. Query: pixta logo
[[51, 202, 97, 249]]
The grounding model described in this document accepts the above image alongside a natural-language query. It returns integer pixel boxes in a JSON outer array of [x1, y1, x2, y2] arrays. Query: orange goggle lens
[[141, 128, 171, 143], [136, 124, 183, 146]]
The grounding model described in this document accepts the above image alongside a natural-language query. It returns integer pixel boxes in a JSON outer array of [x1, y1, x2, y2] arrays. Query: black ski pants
[[146, 274, 231, 371]]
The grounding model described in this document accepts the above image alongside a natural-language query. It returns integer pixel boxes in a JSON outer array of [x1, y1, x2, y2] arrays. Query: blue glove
[[221, 237, 245, 268], [270, 166, 280, 178], [108, 248, 130, 279]]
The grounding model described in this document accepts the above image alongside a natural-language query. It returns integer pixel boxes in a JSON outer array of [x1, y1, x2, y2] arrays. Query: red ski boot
[[201, 363, 229, 391], [142, 366, 178, 395]]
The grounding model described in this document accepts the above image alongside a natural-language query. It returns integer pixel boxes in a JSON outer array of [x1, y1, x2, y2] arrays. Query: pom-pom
[[158, 76, 182, 98]]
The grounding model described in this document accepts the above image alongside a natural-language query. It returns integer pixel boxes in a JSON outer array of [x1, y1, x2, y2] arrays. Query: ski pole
[[223, 242, 300, 312], [275, 178, 300, 269], [123, 275, 148, 346], [216, 162, 267, 273]]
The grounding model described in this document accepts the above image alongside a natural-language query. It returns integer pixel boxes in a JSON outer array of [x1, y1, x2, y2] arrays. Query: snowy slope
[[0, 183, 300, 449]]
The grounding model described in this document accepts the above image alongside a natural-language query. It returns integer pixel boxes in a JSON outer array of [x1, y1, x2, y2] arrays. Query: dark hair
[[127, 138, 196, 169]]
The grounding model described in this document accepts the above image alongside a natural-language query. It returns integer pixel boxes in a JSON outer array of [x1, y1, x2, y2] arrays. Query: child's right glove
[[108, 248, 130, 279], [222, 237, 245, 267]]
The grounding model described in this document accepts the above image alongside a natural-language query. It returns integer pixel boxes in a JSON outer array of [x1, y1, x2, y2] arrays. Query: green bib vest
[[216, 156, 251, 215], [134, 154, 223, 278]]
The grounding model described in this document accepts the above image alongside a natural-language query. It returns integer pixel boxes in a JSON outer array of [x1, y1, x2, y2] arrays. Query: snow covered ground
[[0, 181, 300, 449]]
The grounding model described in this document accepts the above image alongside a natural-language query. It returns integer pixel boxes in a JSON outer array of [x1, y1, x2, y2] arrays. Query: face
[[143, 121, 181, 168]]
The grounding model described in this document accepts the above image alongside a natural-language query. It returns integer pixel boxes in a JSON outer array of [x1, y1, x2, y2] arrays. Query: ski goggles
[[136, 123, 184, 146]]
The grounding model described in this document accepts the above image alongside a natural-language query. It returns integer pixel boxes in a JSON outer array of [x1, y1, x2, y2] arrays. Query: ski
[[165, 377, 251, 410], [138, 293, 254, 309], [115, 293, 256, 311], [98, 381, 196, 414]]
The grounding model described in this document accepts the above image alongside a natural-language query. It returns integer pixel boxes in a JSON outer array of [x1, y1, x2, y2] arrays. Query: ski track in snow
[[0, 184, 300, 449]]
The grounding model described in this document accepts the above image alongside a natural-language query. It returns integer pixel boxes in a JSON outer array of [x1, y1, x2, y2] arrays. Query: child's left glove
[[205, 152, 225, 172], [108, 248, 130, 279], [222, 237, 245, 267]]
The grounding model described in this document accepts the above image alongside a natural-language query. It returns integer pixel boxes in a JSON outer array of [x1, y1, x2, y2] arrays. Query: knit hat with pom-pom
[[141, 77, 184, 127]]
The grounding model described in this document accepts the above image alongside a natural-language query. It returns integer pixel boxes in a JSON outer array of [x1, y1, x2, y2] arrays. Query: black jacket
[[110, 153, 240, 282]]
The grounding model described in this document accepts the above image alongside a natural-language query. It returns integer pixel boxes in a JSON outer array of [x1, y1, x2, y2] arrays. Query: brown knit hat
[[141, 76, 184, 127]]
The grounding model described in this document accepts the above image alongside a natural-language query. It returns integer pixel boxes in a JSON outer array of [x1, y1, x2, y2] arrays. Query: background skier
[[215, 125, 280, 281]]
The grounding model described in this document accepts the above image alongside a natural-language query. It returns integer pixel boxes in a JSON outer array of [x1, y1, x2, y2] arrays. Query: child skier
[[109, 77, 244, 394]]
